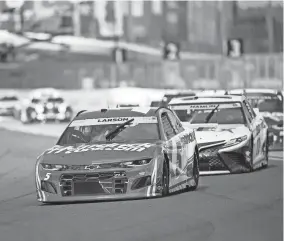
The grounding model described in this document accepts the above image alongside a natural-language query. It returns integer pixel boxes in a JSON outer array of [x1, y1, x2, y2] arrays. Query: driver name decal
[[46, 143, 154, 154], [70, 116, 158, 127], [98, 117, 130, 123]]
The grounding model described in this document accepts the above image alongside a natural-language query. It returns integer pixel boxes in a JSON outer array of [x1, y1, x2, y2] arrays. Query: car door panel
[[167, 110, 196, 180]]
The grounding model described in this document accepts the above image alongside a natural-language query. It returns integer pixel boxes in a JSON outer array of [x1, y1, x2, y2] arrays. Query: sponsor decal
[[70, 116, 158, 127], [46, 143, 154, 154], [171, 103, 241, 111]]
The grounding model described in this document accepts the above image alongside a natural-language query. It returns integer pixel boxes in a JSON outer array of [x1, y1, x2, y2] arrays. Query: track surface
[[0, 129, 282, 241]]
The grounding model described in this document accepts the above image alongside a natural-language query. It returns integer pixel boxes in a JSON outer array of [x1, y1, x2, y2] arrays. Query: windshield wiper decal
[[105, 118, 135, 141]]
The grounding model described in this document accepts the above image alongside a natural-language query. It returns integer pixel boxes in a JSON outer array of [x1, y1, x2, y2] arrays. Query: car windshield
[[58, 116, 159, 145], [171, 102, 246, 125], [0, 96, 18, 101], [246, 93, 283, 113]]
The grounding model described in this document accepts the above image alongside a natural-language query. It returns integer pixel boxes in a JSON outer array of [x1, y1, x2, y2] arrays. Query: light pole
[[70, 0, 81, 36], [5, 0, 25, 32], [266, 0, 274, 53]]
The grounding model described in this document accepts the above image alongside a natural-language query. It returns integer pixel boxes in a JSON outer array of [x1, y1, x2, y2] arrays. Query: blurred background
[[0, 0, 283, 90]]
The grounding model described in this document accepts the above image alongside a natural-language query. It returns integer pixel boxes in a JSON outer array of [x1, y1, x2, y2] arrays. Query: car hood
[[39, 141, 160, 165], [182, 122, 250, 144]]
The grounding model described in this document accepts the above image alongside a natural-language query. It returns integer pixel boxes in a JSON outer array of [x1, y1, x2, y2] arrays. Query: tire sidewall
[[162, 160, 169, 196], [191, 151, 199, 190], [250, 137, 254, 172]]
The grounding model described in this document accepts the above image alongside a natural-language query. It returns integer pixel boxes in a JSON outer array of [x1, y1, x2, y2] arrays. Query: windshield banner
[[171, 103, 241, 110], [70, 116, 158, 127]]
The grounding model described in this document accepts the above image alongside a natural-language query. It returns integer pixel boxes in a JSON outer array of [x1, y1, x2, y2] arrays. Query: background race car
[[35, 107, 199, 203], [0, 92, 20, 116], [169, 95, 269, 175], [14, 88, 73, 124], [150, 90, 197, 107], [228, 89, 283, 146]]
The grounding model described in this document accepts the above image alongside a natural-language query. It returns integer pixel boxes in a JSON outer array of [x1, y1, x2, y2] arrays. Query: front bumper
[[198, 140, 251, 175], [36, 162, 161, 203]]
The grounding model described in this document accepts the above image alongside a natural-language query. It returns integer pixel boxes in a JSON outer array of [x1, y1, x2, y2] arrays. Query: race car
[[169, 95, 269, 175], [35, 107, 199, 203], [14, 88, 73, 124], [150, 90, 196, 107], [0, 92, 20, 116], [228, 89, 283, 145]]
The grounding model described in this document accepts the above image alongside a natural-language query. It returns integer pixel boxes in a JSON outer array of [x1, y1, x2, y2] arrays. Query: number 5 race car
[[169, 95, 269, 175], [35, 107, 199, 203]]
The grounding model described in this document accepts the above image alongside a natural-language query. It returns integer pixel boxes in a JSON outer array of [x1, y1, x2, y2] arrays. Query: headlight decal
[[121, 158, 152, 168], [41, 163, 68, 171], [224, 135, 248, 147]]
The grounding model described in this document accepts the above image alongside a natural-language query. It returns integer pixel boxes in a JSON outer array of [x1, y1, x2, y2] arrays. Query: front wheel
[[262, 134, 269, 168], [189, 151, 199, 191], [249, 138, 254, 172], [161, 160, 169, 196]]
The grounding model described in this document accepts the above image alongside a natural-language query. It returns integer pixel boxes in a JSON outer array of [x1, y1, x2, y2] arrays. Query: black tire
[[249, 138, 254, 172], [189, 151, 199, 191], [161, 160, 169, 196], [262, 133, 269, 168]]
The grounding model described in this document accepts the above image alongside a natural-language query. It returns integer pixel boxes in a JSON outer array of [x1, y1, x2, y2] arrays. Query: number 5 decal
[[44, 173, 51, 181]]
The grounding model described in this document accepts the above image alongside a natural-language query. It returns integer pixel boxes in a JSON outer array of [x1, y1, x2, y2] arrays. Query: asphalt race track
[[0, 129, 282, 241]]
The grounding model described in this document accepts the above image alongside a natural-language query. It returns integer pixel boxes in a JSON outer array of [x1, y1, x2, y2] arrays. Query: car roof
[[229, 88, 278, 94], [30, 88, 61, 99], [169, 95, 244, 105], [75, 107, 160, 120]]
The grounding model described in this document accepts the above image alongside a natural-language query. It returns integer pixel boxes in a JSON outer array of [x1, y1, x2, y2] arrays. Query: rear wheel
[[189, 151, 199, 191], [249, 138, 254, 172], [262, 134, 269, 168], [161, 160, 169, 196]]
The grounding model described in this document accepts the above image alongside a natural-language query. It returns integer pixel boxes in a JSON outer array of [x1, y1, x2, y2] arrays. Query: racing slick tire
[[249, 137, 254, 172], [262, 133, 269, 169], [188, 150, 199, 191], [161, 159, 169, 196]]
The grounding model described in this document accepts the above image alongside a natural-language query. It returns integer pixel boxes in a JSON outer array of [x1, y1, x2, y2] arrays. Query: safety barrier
[[0, 53, 282, 90]]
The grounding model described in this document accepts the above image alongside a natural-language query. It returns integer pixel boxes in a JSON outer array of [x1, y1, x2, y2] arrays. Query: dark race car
[[14, 88, 73, 124], [169, 95, 269, 175], [35, 107, 199, 203], [228, 89, 283, 145]]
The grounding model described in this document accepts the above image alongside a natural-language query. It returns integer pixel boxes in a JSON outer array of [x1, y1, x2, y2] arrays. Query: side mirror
[[253, 108, 260, 114]]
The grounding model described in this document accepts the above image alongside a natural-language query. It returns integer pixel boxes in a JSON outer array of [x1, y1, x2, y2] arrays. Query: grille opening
[[73, 181, 105, 196], [60, 172, 128, 196]]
